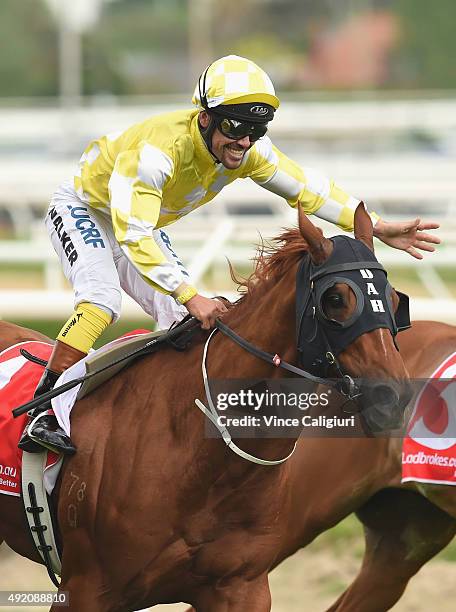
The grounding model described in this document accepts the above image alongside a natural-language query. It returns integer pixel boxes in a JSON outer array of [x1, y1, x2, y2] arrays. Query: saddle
[[18, 315, 201, 587], [78, 315, 200, 399], [19, 315, 202, 413]]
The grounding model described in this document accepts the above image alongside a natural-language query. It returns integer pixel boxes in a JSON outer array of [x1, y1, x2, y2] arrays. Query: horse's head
[[296, 203, 412, 431]]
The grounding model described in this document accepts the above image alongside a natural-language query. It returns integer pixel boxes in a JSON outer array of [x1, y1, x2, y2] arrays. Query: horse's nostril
[[371, 383, 400, 408], [360, 381, 409, 433]]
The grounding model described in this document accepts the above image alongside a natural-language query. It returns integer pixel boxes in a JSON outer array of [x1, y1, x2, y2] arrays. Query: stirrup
[[18, 433, 45, 454], [18, 408, 52, 453], [28, 414, 77, 456]]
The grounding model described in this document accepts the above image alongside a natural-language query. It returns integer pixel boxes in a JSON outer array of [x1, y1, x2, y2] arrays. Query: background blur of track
[[0, 1, 455, 610]]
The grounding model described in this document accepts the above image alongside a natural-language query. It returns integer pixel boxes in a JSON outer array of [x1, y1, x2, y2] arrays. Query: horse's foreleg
[[50, 578, 116, 612], [193, 574, 271, 612], [52, 551, 121, 612], [326, 489, 456, 612]]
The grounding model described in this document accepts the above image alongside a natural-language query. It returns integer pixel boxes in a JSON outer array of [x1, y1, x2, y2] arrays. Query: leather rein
[[194, 318, 360, 467], [215, 319, 357, 395]]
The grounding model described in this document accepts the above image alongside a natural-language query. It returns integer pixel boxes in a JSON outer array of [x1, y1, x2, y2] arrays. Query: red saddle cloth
[[0, 341, 58, 497], [402, 352, 456, 486], [0, 330, 152, 497]]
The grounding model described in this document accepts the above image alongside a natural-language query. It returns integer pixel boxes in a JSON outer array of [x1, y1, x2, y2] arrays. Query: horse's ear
[[298, 203, 333, 265], [354, 202, 374, 252]]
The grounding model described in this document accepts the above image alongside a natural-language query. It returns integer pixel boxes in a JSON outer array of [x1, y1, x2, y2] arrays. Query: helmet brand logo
[[250, 106, 269, 116]]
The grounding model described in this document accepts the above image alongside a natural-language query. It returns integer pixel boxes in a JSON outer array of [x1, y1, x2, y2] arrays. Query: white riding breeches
[[45, 182, 189, 329]]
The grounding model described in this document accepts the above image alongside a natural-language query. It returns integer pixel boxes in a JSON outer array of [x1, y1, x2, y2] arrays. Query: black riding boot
[[18, 340, 85, 455], [18, 368, 76, 455]]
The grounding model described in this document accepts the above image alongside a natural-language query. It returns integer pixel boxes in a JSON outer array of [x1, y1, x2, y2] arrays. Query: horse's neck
[[195, 270, 299, 470], [219, 270, 298, 376]]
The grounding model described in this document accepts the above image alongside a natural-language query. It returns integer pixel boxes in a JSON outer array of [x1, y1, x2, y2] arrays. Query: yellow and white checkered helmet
[[192, 55, 280, 111]]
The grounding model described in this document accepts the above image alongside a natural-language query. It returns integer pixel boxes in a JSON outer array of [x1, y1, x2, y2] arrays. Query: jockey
[[19, 55, 439, 455]]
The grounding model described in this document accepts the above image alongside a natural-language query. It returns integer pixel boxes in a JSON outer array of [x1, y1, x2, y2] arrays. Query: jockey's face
[[199, 111, 252, 170]]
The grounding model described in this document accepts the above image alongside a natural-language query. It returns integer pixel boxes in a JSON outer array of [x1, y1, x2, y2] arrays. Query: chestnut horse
[[323, 321, 456, 611], [0, 207, 410, 611], [254, 321, 456, 612], [183, 322, 455, 612]]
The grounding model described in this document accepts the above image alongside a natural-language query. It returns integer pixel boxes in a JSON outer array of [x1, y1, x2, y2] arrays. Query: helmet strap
[[198, 66, 210, 110], [198, 112, 221, 163], [197, 67, 221, 162]]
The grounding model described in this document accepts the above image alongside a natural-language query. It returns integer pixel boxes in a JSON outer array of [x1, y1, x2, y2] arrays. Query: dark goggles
[[216, 117, 268, 142]]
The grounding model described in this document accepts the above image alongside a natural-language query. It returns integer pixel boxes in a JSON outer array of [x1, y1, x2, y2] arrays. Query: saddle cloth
[[0, 330, 152, 497], [402, 351, 456, 486], [0, 341, 60, 497], [52, 329, 152, 437]]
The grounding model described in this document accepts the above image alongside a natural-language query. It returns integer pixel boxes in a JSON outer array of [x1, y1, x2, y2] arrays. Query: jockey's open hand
[[373, 218, 441, 260], [185, 294, 228, 329]]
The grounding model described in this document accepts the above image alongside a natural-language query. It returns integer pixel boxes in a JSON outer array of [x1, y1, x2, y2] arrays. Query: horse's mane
[[229, 227, 313, 306]]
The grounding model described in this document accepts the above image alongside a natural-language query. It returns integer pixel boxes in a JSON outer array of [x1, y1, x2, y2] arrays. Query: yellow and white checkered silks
[[72, 109, 378, 297], [192, 55, 280, 110]]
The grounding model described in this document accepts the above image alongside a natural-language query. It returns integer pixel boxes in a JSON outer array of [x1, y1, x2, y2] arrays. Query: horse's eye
[[326, 294, 344, 308]]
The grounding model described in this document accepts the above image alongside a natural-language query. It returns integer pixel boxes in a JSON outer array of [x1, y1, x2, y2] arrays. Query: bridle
[[296, 237, 410, 384], [195, 235, 411, 465]]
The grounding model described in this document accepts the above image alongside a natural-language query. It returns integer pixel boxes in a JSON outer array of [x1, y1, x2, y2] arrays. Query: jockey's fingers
[[213, 298, 228, 312], [198, 307, 223, 330], [401, 218, 420, 232], [416, 231, 441, 244], [196, 311, 212, 329], [406, 246, 423, 260], [414, 241, 436, 252], [417, 221, 440, 231]]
